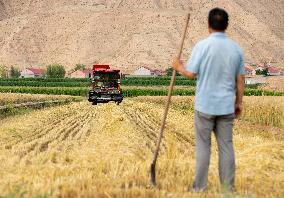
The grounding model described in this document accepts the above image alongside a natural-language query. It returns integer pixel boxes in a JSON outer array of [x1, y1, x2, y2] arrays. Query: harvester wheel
[[92, 102, 97, 105]]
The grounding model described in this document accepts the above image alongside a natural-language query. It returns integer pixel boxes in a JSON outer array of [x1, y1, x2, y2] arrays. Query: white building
[[245, 77, 266, 85], [133, 66, 162, 76]]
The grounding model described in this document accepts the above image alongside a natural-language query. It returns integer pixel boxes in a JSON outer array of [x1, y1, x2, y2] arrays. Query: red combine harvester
[[88, 65, 123, 105]]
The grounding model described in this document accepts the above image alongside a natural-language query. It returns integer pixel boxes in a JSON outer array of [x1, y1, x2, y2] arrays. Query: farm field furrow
[[0, 98, 283, 197]]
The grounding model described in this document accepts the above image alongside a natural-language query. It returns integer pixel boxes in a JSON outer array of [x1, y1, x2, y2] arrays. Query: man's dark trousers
[[193, 110, 236, 190]]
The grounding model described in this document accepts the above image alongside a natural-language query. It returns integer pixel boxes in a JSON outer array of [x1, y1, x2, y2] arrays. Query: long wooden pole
[[150, 13, 190, 186]]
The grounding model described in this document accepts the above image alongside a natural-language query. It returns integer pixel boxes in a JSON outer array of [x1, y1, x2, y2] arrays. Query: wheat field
[[0, 96, 283, 198], [0, 93, 80, 106]]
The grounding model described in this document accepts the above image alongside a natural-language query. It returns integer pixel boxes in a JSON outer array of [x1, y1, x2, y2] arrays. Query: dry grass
[[242, 96, 284, 128], [0, 93, 81, 106], [135, 96, 284, 128], [121, 86, 194, 90], [0, 97, 283, 197]]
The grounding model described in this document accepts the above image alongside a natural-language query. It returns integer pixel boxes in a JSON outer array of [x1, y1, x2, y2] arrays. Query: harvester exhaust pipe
[[150, 13, 190, 186]]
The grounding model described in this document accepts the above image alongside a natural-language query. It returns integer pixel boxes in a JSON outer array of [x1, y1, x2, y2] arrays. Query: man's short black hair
[[208, 8, 229, 31]]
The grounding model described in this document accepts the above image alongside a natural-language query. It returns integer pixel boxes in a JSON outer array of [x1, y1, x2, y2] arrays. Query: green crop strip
[[0, 87, 282, 97], [0, 77, 196, 87]]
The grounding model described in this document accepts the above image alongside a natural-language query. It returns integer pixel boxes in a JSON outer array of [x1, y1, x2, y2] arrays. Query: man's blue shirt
[[186, 32, 245, 115]]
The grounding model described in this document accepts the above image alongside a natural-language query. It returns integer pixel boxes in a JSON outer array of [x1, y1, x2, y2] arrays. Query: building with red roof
[[68, 68, 93, 78], [244, 66, 256, 76], [82, 68, 93, 78], [267, 67, 281, 76], [20, 67, 45, 78]]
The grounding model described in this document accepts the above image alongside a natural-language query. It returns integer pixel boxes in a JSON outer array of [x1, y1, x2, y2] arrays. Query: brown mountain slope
[[0, 0, 283, 72]]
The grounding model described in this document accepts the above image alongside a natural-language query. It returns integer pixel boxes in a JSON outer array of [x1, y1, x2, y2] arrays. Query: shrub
[[0, 64, 8, 78], [10, 66, 21, 78], [74, 64, 86, 71], [46, 64, 65, 78]]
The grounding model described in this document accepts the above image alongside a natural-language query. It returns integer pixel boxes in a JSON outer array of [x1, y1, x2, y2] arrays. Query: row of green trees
[[0, 63, 88, 79], [1, 64, 175, 79], [0, 64, 67, 78], [0, 65, 21, 78]]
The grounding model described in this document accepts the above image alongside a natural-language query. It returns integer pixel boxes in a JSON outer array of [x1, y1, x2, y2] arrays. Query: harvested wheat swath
[[0, 93, 81, 106], [0, 98, 283, 197]]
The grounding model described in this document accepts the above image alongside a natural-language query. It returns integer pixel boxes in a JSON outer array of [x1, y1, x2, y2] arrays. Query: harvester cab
[[88, 65, 123, 105]]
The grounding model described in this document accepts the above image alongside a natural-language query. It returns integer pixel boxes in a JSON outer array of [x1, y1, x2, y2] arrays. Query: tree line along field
[[0, 95, 283, 197]]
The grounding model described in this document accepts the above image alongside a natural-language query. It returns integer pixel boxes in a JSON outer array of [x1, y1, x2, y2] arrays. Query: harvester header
[[93, 65, 120, 73], [93, 65, 110, 71]]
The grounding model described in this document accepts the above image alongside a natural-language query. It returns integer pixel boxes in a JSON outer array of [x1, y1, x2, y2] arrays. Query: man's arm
[[172, 58, 197, 79], [235, 74, 245, 117]]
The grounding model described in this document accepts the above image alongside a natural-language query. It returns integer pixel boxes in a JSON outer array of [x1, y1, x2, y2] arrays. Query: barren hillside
[[0, 0, 283, 72]]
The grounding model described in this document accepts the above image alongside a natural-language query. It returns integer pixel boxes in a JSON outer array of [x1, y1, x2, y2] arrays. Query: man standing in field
[[173, 8, 245, 191]]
